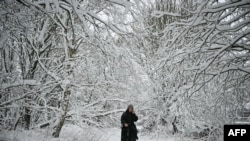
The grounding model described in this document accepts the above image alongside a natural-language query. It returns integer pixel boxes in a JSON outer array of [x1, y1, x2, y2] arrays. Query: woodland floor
[[0, 125, 199, 141]]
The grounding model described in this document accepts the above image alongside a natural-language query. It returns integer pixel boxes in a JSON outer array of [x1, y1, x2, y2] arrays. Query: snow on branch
[[86, 11, 125, 34], [16, 0, 66, 30], [204, 0, 250, 13], [0, 92, 32, 107], [1, 80, 40, 89], [199, 29, 250, 73], [107, 0, 131, 8], [89, 109, 125, 118], [151, 11, 182, 18]]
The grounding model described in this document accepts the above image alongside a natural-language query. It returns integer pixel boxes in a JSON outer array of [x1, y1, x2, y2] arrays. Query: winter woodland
[[0, 0, 249, 141]]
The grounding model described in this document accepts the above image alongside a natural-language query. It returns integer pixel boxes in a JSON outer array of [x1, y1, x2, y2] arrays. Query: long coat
[[121, 110, 138, 141]]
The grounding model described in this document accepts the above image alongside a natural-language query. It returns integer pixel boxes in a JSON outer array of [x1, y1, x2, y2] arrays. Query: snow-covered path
[[105, 128, 121, 141], [0, 126, 196, 141], [104, 128, 195, 141], [105, 128, 163, 141]]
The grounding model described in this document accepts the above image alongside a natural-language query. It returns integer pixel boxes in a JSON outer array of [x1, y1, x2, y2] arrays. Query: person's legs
[[121, 130, 128, 141], [121, 136, 128, 141], [130, 136, 137, 141], [121, 135, 128, 141]]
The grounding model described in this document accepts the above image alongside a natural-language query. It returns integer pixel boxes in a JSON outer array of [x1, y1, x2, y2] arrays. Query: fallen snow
[[104, 128, 198, 141], [0, 125, 199, 141]]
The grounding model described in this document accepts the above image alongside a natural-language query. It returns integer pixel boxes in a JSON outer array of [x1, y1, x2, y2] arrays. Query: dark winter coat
[[121, 109, 138, 141]]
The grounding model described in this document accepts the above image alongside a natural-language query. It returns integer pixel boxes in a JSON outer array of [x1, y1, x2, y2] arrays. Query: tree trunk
[[24, 108, 31, 129], [52, 47, 73, 137], [52, 16, 75, 137], [23, 75, 35, 130], [52, 87, 70, 137], [172, 116, 178, 135]]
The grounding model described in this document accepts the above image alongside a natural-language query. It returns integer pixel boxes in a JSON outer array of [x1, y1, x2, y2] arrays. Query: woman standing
[[121, 104, 138, 141]]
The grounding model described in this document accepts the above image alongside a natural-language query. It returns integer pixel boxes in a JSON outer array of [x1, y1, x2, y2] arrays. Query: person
[[121, 104, 138, 141]]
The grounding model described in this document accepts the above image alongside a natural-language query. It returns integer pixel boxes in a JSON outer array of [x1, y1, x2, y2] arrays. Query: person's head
[[127, 104, 134, 113]]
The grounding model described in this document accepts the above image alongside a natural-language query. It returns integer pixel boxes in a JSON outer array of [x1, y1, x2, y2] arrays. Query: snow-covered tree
[[0, 0, 143, 138], [132, 0, 249, 139], [1, 0, 249, 140]]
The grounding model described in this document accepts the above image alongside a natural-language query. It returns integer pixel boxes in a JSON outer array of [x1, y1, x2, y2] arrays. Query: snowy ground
[[104, 128, 197, 141], [0, 125, 199, 141]]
